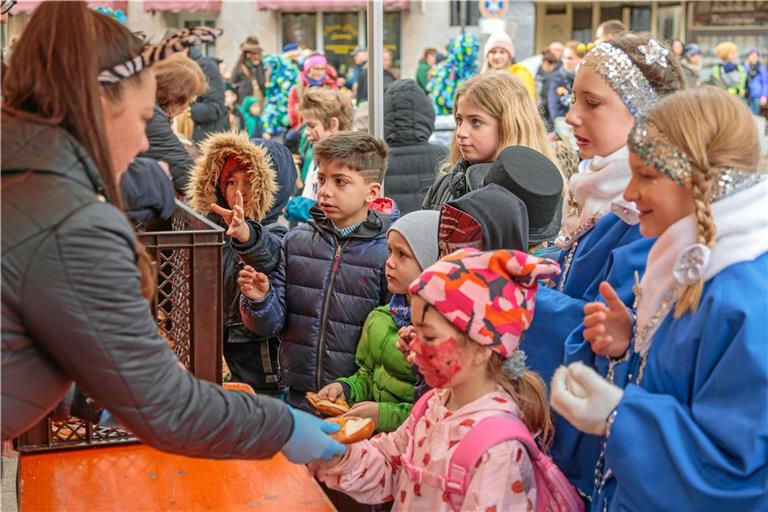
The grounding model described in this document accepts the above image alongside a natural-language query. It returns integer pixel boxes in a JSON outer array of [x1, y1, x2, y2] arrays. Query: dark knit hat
[[483, 146, 564, 245]]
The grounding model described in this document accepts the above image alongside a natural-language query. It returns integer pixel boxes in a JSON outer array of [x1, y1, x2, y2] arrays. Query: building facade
[[3, 1, 766, 85]]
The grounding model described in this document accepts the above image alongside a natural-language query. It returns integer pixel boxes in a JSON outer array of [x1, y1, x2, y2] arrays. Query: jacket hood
[[444, 183, 529, 251], [253, 138, 298, 225], [186, 130, 276, 221], [384, 79, 435, 146]]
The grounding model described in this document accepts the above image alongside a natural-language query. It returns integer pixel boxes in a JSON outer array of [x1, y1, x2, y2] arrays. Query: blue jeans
[[749, 97, 763, 115]]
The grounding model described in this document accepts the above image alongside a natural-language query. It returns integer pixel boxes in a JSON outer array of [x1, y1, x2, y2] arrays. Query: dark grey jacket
[[140, 104, 194, 195], [1, 113, 292, 458], [383, 79, 447, 215], [190, 53, 230, 144]]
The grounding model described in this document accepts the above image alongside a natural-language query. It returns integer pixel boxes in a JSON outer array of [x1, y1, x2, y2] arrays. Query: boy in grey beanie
[[315, 210, 439, 432]]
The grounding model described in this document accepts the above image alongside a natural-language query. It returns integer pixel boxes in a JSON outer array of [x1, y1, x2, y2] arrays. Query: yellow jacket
[[506, 63, 536, 101]]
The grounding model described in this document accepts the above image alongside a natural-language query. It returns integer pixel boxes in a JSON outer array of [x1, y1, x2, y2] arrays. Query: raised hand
[[316, 382, 345, 402], [238, 265, 270, 301], [583, 281, 633, 358], [210, 190, 250, 243]]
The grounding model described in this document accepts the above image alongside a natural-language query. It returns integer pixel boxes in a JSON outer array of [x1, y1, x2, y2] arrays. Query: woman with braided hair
[[1, 1, 345, 464], [552, 86, 768, 510]]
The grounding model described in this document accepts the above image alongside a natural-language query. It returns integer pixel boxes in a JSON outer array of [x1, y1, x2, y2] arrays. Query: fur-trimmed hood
[[186, 130, 277, 221]]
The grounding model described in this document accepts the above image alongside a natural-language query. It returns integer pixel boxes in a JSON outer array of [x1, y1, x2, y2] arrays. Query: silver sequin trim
[[581, 42, 658, 118]]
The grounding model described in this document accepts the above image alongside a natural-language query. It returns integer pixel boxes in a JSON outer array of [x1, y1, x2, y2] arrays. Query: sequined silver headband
[[581, 42, 658, 118], [628, 117, 765, 201], [98, 26, 222, 85]]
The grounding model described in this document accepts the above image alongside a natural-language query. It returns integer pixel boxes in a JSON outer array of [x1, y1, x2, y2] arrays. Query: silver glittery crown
[[628, 117, 766, 201], [581, 42, 658, 118]]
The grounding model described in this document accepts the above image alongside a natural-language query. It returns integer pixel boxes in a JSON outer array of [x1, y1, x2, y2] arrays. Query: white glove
[[550, 362, 624, 436]]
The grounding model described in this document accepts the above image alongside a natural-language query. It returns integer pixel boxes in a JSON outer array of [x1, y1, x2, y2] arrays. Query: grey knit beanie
[[388, 210, 440, 270]]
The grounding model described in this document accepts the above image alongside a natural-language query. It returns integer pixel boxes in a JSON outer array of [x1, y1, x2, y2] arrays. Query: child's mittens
[[238, 265, 271, 301]]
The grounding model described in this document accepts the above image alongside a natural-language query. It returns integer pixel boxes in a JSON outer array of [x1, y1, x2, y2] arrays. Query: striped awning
[[257, 0, 409, 10], [143, 0, 221, 13]]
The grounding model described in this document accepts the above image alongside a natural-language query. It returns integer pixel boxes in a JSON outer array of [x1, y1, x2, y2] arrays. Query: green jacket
[[416, 60, 432, 93], [338, 306, 416, 432]]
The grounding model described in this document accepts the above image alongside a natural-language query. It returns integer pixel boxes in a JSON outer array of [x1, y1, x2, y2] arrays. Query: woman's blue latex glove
[[282, 407, 348, 464]]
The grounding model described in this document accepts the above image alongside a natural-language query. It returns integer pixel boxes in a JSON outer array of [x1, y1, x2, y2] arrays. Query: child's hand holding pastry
[[238, 265, 271, 301], [316, 382, 345, 402], [344, 401, 379, 429]]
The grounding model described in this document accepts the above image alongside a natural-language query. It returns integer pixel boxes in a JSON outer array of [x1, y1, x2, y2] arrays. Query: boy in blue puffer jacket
[[238, 131, 392, 411]]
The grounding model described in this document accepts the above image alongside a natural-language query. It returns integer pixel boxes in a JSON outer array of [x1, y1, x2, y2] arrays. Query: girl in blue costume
[[553, 86, 768, 511], [520, 34, 685, 500]]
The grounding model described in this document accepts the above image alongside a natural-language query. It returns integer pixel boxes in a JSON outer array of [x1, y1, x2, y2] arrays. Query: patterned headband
[[581, 41, 662, 118], [628, 117, 764, 200], [98, 26, 222, 85]]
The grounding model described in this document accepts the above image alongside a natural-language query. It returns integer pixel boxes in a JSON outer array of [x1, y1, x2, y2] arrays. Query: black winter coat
[[240, 207, 391, 410], [1, 113, 292, 457], [140, 104, 194, 194], [190, 52, 230, 144], [383, 79, 447, 215]]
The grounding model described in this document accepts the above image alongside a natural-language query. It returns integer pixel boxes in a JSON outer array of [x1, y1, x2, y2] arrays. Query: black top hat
[[465, 163, 492, 192], [482, 146, 564, 245]]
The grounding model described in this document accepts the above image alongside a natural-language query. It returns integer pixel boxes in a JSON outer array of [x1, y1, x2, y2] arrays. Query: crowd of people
[[2, 2, 768, 512]]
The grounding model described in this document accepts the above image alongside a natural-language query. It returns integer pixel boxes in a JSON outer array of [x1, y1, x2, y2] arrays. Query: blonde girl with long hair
[[422, 70, 570, 210], [313, 249, 581, 511], [518, 33, 685, 502], [553, 85, 768, 511]]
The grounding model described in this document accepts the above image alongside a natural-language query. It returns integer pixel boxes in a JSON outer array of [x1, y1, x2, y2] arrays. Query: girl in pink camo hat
[[313, 249, 563, 511]]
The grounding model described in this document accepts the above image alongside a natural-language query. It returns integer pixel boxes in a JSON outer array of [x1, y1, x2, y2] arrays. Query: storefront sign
[[692, 1, 768, 27]]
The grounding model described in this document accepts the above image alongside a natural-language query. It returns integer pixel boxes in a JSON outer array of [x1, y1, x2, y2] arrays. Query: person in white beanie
[[482, 31, 536, 100]]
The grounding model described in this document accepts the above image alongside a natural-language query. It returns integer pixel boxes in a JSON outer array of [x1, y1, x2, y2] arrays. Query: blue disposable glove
[[282, 407, 348, 464]]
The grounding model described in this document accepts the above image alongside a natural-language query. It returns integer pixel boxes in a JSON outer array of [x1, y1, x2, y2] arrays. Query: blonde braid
[[674, 164, 717, 318]]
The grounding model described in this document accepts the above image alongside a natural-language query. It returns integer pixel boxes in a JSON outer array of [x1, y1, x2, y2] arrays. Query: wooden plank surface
[[19, 443, 336, 511]]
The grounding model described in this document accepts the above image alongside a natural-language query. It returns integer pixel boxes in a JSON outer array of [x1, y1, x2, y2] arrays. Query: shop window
[[572, 5, 592, 42], [323, 12, 359, 79], [630, 6, 651, 32], [282, 12, 318, 51], [450, 0, 480, 27], [383, 11, 402, 68], [361, 11, 402, 70], [600, 5, 623, 24], [182, 17, 217, 57], [656, 3, 682, 42]]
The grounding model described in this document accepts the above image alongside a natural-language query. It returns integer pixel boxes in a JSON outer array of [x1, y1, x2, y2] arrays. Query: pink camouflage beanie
[[408, 248, 560, 357]]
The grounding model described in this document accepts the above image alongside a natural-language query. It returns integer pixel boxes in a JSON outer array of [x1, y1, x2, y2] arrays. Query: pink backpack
[[402, 390, 584, 512]]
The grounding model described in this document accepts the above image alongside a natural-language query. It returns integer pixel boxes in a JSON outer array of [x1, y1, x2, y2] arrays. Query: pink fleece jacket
[[313, 387, 538, 511]]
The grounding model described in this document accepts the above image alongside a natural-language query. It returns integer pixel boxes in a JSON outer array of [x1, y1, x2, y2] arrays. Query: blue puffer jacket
[[240, 205, 392, 409]]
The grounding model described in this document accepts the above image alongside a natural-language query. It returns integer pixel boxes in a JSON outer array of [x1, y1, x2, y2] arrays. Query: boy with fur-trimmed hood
[[187, 130, 297, 395]]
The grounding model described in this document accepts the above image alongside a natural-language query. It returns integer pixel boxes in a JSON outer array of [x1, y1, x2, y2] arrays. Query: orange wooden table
[[19, 443, 336, 511]]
